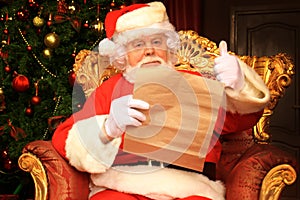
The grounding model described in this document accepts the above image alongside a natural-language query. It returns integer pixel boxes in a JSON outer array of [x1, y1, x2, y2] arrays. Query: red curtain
[[162, 0, 202, 33]]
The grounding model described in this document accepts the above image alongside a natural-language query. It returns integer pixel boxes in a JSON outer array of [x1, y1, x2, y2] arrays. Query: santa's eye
[[152, 38, 163, 46], [132, 40, 145, 48]]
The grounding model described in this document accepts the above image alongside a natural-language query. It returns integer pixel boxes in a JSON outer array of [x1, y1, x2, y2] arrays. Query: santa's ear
[[111, 55, 126, 71]]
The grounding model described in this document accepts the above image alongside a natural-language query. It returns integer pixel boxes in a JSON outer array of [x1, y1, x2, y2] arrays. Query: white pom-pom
[[98, 38, 116, 56]]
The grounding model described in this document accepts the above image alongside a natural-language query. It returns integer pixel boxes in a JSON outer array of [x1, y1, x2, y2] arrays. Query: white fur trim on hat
[[113, 21, 175, 45], [98, 38, 116, 56], [115, 2, 169, 34]]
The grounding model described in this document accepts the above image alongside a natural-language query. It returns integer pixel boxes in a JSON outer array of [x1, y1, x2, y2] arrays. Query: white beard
[[123, 56, 173, 83]]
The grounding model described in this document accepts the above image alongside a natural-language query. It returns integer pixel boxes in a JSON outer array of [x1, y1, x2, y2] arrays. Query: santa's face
[[126, 34, 169, 68], [123, 33, 173, 82]]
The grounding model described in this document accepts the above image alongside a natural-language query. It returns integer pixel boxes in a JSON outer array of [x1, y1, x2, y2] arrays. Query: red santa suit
[[52, 59, 270, 200]]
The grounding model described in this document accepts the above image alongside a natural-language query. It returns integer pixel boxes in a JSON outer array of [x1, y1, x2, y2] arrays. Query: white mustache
[[137, 56, 166, 67], [124, 56, 173, 83]]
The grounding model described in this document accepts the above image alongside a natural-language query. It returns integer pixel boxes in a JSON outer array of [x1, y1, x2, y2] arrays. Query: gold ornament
[[33, 16, 45, 27], [2, 40, 7, 45], [44, 33, 60, 48], [91, 18, 104, 33], [68, 1, 80, 15], [43, 48, 52, 58]]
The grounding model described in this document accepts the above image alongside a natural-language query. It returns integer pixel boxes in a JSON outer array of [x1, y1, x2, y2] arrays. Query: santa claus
[[52, 1, 270, 200]]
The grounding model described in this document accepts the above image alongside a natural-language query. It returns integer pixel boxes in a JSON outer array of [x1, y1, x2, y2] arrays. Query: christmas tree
[[0, 0, 130, 197]]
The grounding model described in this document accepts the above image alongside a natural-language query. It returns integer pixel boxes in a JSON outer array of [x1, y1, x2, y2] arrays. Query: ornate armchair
[[18, 30, 297, 200]]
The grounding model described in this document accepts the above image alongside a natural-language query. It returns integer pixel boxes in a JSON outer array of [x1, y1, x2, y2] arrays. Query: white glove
[[104, 95, 149, 138], [214, 41, 244, 91]]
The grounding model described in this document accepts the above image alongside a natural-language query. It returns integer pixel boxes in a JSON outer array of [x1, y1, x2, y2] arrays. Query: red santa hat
[[99, 1, 175, 56]]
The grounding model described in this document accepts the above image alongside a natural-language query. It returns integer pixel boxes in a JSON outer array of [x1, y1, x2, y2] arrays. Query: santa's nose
[[144, 47, 154, 56]]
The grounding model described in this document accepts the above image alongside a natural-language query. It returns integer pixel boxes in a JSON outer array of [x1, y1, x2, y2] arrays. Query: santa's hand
[[214, 41, 244, 90], [105, 95, 149, 138]]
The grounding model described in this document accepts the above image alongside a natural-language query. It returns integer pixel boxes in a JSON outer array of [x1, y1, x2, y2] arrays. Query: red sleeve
[[205, 109, 264, 163], [52, 116, 75, 159], [51, 74, 122, 160], [216, 108, 264, 135]]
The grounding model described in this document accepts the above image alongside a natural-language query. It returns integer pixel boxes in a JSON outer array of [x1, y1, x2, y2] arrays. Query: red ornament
[[25, 107, 33, 116], [68, 71, 76, 86], [83, 21, 89, 28], [47, 20, 52, 26], [3, 28, 8, 35], [16, 8, 30, 21], [57, 0, 68, 14], [21, 30, 27, 35], [28, 0, 39, 8], [12, 74, 30, 92], [0, 50, 8, 59], [26, 45, 32, 51], [28, 0, 35, 7], [36, 28, 42, 34], [47, 13, 53, 26], [31, 96, 41, 105], [4, 65, 11, 73]]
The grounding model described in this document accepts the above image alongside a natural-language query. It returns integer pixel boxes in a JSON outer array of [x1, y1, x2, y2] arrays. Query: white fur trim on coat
[[91, 165, 225, 200], [225, 59, 270, 114], [65, 115, 121, 173]]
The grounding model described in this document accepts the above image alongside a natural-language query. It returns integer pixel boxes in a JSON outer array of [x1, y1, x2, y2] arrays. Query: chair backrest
[[238, 53, 294, 143], [73, 49, 120, 98], [73, 30, 295, 144]]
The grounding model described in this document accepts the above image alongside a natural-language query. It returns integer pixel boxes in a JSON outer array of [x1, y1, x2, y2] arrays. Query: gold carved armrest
[[260, 164, 297, 200], [239, 54, 295, 143], [18, 140, 90, 200], [18, 152, 47, 200]]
